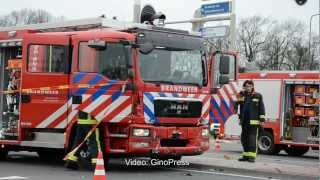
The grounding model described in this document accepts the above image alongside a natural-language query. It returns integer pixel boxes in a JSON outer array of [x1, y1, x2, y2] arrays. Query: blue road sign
[[200, 26, 230, 38], [201, 1, 231, 16]]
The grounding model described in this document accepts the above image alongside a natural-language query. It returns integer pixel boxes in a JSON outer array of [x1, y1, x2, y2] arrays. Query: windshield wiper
[[174, 82, 203, 88], [145, 80, 202, 88]]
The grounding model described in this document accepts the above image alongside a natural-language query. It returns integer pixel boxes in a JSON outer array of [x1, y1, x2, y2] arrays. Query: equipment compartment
[[283, 82, 319, 144]]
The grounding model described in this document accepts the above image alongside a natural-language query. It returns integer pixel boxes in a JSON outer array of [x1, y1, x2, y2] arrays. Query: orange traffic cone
[[214, 139, 221, 152], [93, 151, 107, 180]]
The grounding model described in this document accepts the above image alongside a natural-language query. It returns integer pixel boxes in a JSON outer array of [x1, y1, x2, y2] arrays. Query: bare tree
[[308, 34, 320, 70], [238, 16, 314, 71], [257, 20, 304, 70], [0, 9, 65, 27], [285, 36, 313, 70], [237, 15, 273, 63]]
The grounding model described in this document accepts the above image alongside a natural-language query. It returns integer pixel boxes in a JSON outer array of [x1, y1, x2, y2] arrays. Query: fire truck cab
[[0, 17, 218, 161], [208, 51, 239, 138]]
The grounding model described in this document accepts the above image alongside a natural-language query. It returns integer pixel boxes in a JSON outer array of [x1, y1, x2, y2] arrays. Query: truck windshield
[[139, 48, 204, 86]]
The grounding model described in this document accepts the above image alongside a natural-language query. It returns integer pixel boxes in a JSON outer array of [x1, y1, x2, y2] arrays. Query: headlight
[[202, 129, 209, 137], [133, 128, 150, 137]]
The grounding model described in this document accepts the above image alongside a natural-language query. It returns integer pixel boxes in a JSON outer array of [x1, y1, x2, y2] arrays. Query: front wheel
[[284, 146, 309, 156], [258, 130, 280, 155]]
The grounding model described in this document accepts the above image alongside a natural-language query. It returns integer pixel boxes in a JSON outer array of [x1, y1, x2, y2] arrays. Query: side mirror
[[139, 42, 154, 54], [219, 55, 230, 74], [88, 39, 106, 50], [219, 75, 229, 85]]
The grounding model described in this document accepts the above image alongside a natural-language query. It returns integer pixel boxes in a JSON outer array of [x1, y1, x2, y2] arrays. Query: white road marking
[[169, 168, 280, 180], [0, 176, 29, 180]]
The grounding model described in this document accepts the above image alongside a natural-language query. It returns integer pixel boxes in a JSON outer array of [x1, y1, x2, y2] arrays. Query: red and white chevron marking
[[78, 94, 132, 123], [35, 93, 132, 129], [216, 82, 240, 108]]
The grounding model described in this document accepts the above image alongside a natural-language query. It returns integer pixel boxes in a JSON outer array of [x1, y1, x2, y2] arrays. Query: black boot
[[64, 160, 79, 170], [247, 157, 255, 163], [88, 163, 96, 171], [238, 156, 249, 161]]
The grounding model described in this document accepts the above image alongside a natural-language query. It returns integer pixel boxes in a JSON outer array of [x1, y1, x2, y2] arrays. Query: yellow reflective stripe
[[241, 152, 249, 156], [252, 98, 259, 102], [77, 119, 98, 125], [91, 158, 97, 164], [260, 115, 265, 118], [247, 152, 257, 158], [68, 154, 78, 162], [250, 120, 260, 125], [95, 129, 101, 151]]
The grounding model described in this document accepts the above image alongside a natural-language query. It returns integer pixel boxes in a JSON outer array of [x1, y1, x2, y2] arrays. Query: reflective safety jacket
[[235, 91, 265, 126], [77, 111, 98, 125]]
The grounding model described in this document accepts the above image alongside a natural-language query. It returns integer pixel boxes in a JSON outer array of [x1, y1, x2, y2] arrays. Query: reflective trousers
[[241, 126, 259, 159], [68, 124, 100, 164]]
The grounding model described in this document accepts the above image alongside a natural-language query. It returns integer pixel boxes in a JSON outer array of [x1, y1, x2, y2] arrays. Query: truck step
[[109, 149, 126, 153], [109, 134, 128, 138]]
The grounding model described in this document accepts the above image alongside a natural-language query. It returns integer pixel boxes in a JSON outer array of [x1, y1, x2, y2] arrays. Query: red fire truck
[[212, 71, 319, 156], [0, 17, 237, 161]]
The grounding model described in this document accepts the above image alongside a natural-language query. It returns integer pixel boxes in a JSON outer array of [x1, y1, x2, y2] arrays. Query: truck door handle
[[21, 94, 31, 103]]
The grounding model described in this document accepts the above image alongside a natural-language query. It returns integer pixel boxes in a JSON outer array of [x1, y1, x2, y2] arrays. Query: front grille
[[154, 99, 202, 118], [160, 139, 188, 147]]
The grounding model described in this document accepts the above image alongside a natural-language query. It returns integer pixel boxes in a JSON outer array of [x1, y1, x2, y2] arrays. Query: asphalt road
[[0, 142, 318, 180]]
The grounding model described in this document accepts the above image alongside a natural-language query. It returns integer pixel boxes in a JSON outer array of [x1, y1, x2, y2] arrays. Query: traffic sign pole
[[166, 0, 237, 51], [230, 0, 236, 50]]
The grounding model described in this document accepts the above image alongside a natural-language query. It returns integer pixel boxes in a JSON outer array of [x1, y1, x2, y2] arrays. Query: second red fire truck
[[211, 71, 319, 156]]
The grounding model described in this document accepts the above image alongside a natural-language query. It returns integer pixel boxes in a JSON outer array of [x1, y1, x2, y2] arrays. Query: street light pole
[[230, 0, 236, 50], [133, 0, 141, 23], [308, 13, 320, 56]]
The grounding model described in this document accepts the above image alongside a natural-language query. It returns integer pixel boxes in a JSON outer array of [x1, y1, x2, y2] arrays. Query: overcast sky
[[0, 0, 319, 32]]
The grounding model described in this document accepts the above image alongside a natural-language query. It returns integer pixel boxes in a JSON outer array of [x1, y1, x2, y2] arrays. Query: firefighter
[[234, 80, 265, 163], [65, 111, 101, 170]]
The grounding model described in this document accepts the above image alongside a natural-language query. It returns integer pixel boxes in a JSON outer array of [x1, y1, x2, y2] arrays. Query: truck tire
[[0, 150, 8, 161], [258, 130, 280, 155], [284, 146, 309, 156], [103, 152, 110, 170]]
